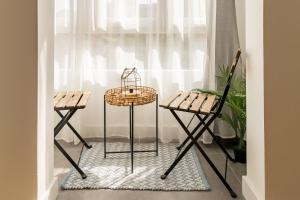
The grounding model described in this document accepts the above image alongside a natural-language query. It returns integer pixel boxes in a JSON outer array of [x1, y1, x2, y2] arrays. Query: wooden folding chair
[[54, 91, 92, 179], [159, 50, 241, 198]]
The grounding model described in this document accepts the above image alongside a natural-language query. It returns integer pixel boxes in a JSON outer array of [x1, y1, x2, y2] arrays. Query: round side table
[[104, 86, 158, 173]]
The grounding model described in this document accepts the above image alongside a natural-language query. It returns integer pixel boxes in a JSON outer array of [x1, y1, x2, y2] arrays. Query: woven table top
[[105, 86, 156, 106]]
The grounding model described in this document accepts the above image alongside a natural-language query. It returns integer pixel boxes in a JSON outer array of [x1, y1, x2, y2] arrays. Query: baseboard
[[40, 177, 58, 200], [242, 176, 261, 200]]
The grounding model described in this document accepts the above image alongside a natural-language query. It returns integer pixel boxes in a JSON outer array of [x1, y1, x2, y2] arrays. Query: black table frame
[[54, 109, 92, 179], [103, 94, 158, 173]]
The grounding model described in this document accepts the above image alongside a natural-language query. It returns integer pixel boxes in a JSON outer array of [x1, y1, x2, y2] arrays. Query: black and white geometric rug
[[61, 142, 210, 191]]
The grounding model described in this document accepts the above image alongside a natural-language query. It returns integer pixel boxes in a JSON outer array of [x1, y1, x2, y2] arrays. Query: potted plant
[[193, 65, 246, 163]]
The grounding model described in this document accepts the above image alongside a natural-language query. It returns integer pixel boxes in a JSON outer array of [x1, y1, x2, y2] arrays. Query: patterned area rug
[[61, 142, 210, 191]]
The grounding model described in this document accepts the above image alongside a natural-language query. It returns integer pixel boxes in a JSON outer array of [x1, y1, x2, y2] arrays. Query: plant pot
[[215, 136, 239, 147], [233, 148, 246, 163]]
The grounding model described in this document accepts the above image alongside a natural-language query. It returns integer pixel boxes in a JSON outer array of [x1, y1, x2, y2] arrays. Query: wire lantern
[[121, 67, 142, 97]]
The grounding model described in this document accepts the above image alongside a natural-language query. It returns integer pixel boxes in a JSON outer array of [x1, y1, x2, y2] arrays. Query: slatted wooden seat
[[54, 91, 91, 110], [160, 91, 217, 114], [54, 90, 92, 179]]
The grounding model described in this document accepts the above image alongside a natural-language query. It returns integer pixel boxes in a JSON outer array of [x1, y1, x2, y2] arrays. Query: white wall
[[0, 1, 38, 199], [242, 0, 265, 199], [38, 0, 57, 199]]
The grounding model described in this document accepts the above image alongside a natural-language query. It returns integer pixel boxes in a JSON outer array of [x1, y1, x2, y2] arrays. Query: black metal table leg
[[104, 95, 107, 158], [56, 110, 92, 149], [129, 105, 132, 171], [156, 94, 158, 156], [104, 94, 158, 173], [130, 103, 134, 173]]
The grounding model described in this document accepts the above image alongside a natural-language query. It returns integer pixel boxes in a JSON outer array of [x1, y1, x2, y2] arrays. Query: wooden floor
[[55, 139, 246, 200]]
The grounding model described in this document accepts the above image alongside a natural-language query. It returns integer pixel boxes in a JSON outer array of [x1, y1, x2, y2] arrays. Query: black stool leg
[[54, 140, 87, 179], [56, 111, 92, 149], [55, 110, 75, 135], [54, 108, 87, 179]]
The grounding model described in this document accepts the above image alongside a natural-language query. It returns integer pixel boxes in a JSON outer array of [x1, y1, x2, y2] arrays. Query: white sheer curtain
[[54, 0, 216, 144]]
